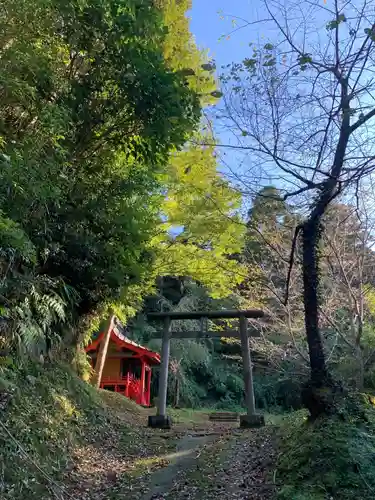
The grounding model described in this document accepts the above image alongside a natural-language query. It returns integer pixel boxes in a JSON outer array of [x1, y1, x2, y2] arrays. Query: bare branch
[[350, 107, 375, 132]]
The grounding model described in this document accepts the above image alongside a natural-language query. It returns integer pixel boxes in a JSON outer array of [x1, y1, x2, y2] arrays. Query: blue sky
[[188, 1, 329, 204], [188, 1, 375, 214], [189, 1, 267, 204], [190, 0, 262, 68]]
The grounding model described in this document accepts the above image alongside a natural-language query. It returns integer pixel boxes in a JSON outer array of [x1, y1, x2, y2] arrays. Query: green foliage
[[157, 0, 218, 105], [277, 396, 375, 500], [155, 140, 245, 297], [0, 213, 36, 263], [138, 278, 304, 411], [1, 273, 78, 359], [254, 373, 303, 412], [0, 0, 205, 355], [242, 186, 298, 311], [297, 53, 313, 70], [1, 0, 245, 363], [185, 354, 245, 407], [135, 278, 247, 408], [10, 283, 68, 354], [71, 347, 93, 382], [364, 27, 375, 41]]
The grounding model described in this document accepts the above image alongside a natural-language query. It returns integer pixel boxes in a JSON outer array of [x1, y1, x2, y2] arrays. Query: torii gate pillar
[[148, 317, 172, 429], [239, 315, 265, 428], [147, 309, 265, 429]]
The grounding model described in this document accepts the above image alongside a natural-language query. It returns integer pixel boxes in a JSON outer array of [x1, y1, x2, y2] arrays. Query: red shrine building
[[85, 319, 160, 407]]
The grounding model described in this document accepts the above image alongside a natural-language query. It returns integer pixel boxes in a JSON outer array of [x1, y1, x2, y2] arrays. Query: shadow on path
[[141, 432, 219, 500]]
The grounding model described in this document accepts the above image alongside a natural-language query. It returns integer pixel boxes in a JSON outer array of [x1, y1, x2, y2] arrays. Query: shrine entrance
[[147, 309, 265, 429]]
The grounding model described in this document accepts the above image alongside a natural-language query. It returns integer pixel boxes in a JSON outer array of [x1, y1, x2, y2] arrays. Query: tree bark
[[300, 79, 351, 417], [302, 219, 327, 383], [301, 218, 345, 417]]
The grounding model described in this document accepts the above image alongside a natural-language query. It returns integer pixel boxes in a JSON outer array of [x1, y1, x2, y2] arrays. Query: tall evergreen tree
[[0, 0, 200, 352]]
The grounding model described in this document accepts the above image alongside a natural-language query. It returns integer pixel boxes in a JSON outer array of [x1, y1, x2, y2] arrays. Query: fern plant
[[1, 276, 78, 359]]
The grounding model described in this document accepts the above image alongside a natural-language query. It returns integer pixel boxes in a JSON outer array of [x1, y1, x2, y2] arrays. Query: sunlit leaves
[[156, 139, 246, 297], [159, 0, 217, 106], [0, 0, 201, 329]]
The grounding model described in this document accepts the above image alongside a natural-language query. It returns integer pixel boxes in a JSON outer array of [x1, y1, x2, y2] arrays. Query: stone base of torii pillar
[[148, 414, 172, 429]]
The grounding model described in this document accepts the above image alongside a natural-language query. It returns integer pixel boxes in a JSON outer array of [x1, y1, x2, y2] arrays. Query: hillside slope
[[0, 362, 174, 500], [277, 399, 375, 500]]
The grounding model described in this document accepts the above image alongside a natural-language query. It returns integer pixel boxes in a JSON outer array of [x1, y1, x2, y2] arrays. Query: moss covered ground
[[2, 363, 375, 500], [276, 396, 375, 500]]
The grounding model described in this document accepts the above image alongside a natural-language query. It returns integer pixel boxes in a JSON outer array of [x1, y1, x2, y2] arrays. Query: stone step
[[209, 412, 239, 421]]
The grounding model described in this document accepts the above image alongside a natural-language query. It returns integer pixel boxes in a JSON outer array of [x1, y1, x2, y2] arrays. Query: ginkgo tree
[[158, 0, 218, 105], [147, 0, 247, 299]]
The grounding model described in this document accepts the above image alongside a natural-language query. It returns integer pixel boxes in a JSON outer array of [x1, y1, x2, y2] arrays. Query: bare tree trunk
[[301, 218, 345, 417], [302, 219, 327, 382]]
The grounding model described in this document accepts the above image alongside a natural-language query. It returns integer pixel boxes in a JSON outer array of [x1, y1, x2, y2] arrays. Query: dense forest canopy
[[2, 0, 375, 416], [0, 0, 244, 358]]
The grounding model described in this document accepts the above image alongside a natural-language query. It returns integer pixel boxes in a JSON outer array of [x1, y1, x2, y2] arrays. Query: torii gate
[[147, 309, 265, 429]]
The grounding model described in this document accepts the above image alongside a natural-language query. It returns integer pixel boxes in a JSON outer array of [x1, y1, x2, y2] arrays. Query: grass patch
[[276, 396, 375, 500]]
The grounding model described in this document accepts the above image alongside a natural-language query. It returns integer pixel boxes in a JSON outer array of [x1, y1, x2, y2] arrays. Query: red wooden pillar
[[140, 358, 146, 405]]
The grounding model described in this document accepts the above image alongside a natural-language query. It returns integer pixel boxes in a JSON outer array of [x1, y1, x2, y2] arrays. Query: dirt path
[[64, 406, 278, 500], [140, 432, 219, 500], [140, 425, 277, 500]]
